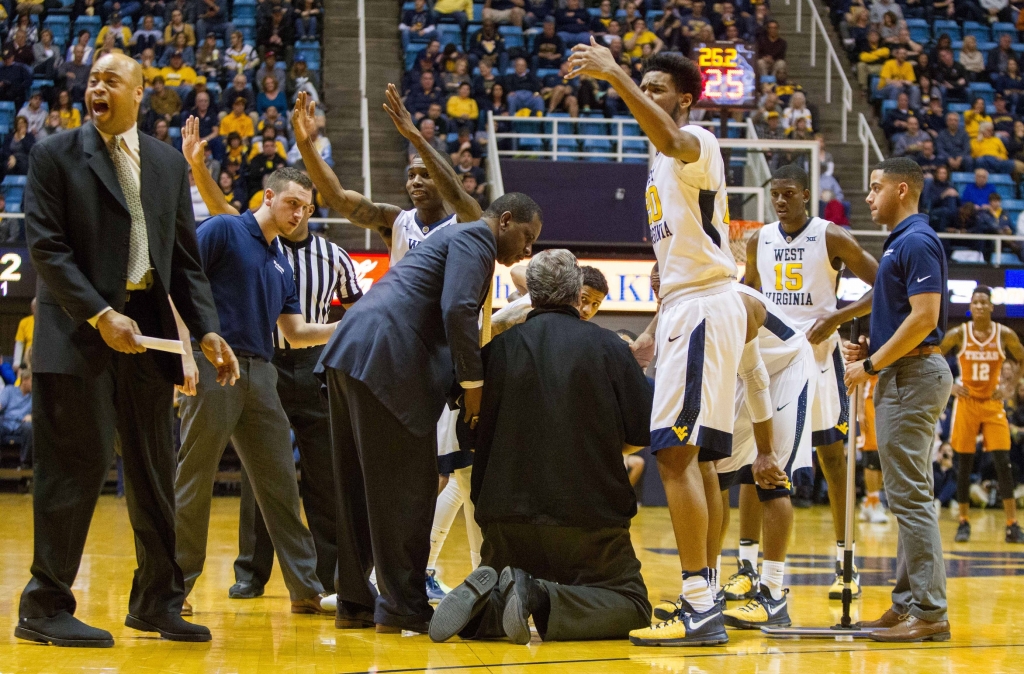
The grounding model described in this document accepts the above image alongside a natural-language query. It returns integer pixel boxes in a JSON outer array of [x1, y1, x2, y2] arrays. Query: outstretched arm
[[807, 224, 879, 344], [566, 37, 701, 162], [183, 116, 238, 217], [384, 83, 483, 222], [292, 92, 402, 246]]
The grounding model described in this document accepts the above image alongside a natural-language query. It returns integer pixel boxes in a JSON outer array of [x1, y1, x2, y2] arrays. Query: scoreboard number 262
[[697, 47, 739, 68]]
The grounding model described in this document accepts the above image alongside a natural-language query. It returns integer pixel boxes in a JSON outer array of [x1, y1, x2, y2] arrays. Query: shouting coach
[[844, 157, 953, 643], [17, 53, 238, 648]]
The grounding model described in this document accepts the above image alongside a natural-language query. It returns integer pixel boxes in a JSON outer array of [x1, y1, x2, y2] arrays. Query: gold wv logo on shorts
[[673, 425, 690, 443]]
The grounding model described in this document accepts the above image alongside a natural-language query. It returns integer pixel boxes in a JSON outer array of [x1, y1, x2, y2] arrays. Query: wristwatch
[[864, 358, 878, 376]]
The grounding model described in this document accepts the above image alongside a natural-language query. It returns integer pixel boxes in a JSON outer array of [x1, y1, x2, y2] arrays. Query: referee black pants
[[326, 368, 437, 631], [233, 345, 338, 592]]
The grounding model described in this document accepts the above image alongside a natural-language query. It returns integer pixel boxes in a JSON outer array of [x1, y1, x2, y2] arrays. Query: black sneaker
[[955, 520, 971, 543], [228, 580, 264, 599], [428, 566, 498, 643], [722, 559, 759, 601], [1007, 522, 1024, 543], [722, 585, 791, 629], [716, 589, 726, 612], [629, 599, 729, 647]]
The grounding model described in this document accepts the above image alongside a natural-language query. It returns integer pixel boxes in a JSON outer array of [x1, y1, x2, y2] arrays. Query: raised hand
[[181, 116, 206, 168], [292, 91, 318, 144], [566, 36, 622, 82], [383, 82, 420, 141]]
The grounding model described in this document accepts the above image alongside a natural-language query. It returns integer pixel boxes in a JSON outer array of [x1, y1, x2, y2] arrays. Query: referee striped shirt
[[273, 233, 363, 349]]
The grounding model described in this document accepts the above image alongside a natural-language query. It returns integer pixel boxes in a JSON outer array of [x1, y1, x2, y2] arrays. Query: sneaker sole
[[124, 615, 212, 642], [629, 631, 729, 647], [428, 566, 498, 643], [14, 626, 114, 648], [870, 630, 951, 643], [724, 615, 792, 630]]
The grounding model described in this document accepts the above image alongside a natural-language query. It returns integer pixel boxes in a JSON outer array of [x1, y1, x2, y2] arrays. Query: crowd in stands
[[399, 0, 849, 217], [832, 0, 1024, 260], [0, 0, 327, 241]]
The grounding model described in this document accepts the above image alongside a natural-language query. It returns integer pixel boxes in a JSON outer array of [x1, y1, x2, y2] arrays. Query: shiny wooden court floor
[[1, 495, 1022, 673]]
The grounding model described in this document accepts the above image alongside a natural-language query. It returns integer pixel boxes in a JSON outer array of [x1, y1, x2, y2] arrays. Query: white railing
[[357, 0, 372, 250], [486, 111, 505, 201], [858, 112, 886, 191], [787, 0, 853, 143], [745, 118, 776, 222], [489, 115, 752, 163]]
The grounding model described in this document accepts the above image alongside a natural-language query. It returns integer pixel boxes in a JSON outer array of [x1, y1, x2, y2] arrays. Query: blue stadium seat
[[993, 22, 1017, 42], [990, 173, 1016, 197], [473, 4, 483, 21], [295, 42, 320, 69], [438, 23, 463, 49], [536, 67, 559, 79], [511, 119, 544, 152], [969, 81, 995, 104], [932, 20, 961, 40], [1002, 198, 1024, 213], [233, 0, 257, 22], [992, 253, 1024, 266], [404, 48, 419, 70], [498, 25, 524, 50], [0, 101, 13, 130], [73, 15, 102, 40], [44, 15, 70, 44], [234, 17, 255, 41], [906, 18, 930, 44], [948, 102, 971, 114], [880, 99, 897, 116], [646, 10, 663, 23], [963, 21, 991, 43], [2, 175, 27, 212]]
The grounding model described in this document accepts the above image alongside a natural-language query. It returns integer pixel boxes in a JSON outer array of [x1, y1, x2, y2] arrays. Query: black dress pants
[[326, 368, 437, 630], [20, 290, 184, 620], [233, 345, 338, 592], [461, 523, 652, 641]]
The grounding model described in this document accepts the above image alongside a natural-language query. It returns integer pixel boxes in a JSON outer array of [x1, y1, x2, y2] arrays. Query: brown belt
[[902, 345, 941, 358]]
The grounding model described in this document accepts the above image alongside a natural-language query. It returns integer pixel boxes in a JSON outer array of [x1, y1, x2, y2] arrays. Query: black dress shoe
[[125, 613, 212, 642], [336, 602, 375, 629], [14, 612, 114, 648], [228, 580, 265, 599]]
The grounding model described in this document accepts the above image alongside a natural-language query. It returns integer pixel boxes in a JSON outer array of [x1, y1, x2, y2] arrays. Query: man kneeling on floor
[[429, 249, 654, 644]]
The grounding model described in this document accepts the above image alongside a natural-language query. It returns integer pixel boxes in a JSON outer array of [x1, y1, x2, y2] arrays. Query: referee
[[844, 157, 953, 643], [182, 118, 363, 601]]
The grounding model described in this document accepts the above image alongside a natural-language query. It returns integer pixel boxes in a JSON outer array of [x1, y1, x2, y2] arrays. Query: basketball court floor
[[0, 495, 1021, 673]]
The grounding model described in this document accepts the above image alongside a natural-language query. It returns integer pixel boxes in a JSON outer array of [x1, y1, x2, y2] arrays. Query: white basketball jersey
[[735, 283, 809, 376], [389, 209, 458, 265], [755, 217, 840, 328], [647, 124, 737, 299]]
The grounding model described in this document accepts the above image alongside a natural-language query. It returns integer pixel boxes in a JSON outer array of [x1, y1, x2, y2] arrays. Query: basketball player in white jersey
[[568, 44, 745, 646], [294, 89, 486, 602], [743, 164, 879, 601]]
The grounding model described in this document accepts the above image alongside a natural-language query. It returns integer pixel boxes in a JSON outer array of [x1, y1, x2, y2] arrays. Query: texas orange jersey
[[957, 323, 1006, 399]]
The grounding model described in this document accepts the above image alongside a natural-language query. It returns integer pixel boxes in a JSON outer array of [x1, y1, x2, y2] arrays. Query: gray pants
[[875, 353, 952, 622], [175, 354, 324, 601]]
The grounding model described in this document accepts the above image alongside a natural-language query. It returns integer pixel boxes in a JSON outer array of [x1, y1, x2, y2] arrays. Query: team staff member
[[939, 285, 1024, 544], [18, 52, 237, 647], [844, 157, 953, 643], [174, 167, 339, 617], [181, 118, 364, 601]]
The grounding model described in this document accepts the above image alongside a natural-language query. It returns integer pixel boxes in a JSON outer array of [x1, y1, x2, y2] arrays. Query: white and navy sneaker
[[629, 598, 728, 647], [722, 585, 791, 629], [426, 569, 448, 603]]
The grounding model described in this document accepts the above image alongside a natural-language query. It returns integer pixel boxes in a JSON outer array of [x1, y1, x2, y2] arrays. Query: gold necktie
[[109, 135, 150, 285]]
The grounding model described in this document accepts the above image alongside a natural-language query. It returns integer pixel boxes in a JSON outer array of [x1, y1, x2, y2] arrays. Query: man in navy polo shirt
[[173, 167, 339, 617], [844, 157, 953, 643]]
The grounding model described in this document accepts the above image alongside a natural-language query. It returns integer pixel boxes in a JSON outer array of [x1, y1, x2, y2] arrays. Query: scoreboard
[[0, 247, 35, 299], [690, 41, 759, 109]]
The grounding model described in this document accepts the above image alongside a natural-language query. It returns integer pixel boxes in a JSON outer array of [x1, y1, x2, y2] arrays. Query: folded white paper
[[134, 335, 186, 355]]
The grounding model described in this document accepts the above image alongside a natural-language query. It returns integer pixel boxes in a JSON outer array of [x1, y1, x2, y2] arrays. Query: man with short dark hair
[[428, 249, 652, 645], [174, 166, 340, 617], [845, 157, 953, 642]]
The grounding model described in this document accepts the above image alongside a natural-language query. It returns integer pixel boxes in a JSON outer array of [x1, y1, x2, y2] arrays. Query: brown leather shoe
[[181, 599, 193, 617], [291, 594, 333, 615], [869, 615, 951, 642], [854, 608, 904, 629], [375, 624, 402, 634]]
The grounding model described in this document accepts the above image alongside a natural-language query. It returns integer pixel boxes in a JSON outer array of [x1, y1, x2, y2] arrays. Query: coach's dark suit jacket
[[318, 221, 495, 437], [25, 122, 220, 384]]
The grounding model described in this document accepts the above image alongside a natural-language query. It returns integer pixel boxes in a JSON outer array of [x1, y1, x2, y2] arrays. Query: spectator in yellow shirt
[[964, 96, 993, 139], [972, 121, 1024, 174], [857, 28, 889, 89], [139, 48, 162, 87], [165, 9, 197, 47], [434, 0, 472, 35], [446, 83, 479, 131], [877, 46, 918, 101], [623, 18, 662, 59], [247, 126, 288, 161], [161, 52, 198, 91], [13, 299, 34, 373], [95, 14, 132, 49], [220, 96, 256, 140]]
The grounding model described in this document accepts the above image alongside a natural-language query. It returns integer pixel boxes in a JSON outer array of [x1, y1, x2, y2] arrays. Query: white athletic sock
[[454, 466, 483, 570], [715, 555, 722, 592], [762, 560, 786, 600], [836, 541, 855, 565], [427, 477, 464, 569], [682, 571, 715, 613], [738, 539, 759, 571]]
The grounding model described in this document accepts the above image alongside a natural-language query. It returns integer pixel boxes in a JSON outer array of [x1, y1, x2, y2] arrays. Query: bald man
[[17, 53, 237, 648]]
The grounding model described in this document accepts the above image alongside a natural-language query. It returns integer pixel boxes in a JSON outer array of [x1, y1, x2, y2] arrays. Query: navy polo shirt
[[196, 211, 301, 361], [870, 213, 948, 355]]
